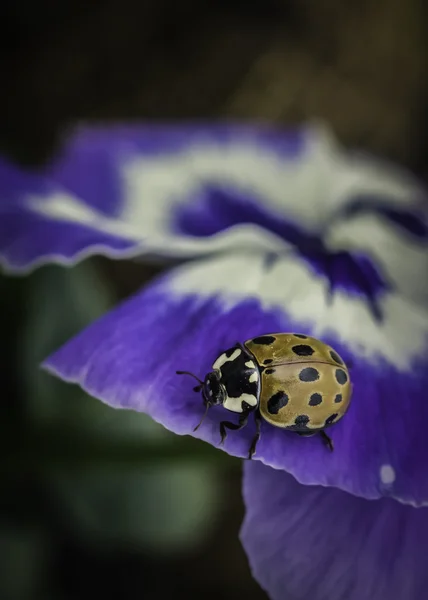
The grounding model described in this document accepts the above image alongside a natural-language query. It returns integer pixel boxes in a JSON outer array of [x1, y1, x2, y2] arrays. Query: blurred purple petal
[[241, 461, 428, 600], [2, 123, 426, 276], [0, 154, 143, 271], [0, 204, 139, 272], [44, 252, 428, 505], [0, 123, 305, 271]]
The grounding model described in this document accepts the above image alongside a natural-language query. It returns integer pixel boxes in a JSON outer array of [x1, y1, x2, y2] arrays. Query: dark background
[[1, 1, 428, 599]]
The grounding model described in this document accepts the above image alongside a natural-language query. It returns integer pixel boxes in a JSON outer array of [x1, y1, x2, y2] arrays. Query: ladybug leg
[[248, 409, 262, 460], [320, 430, 334, 452], [219, 411, 250, 446]]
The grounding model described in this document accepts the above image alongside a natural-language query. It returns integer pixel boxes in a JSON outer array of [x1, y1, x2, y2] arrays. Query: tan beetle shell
[[244, 333, 352, 431]]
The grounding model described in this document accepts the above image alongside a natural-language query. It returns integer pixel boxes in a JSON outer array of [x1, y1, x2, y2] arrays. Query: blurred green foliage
[[1, 260, 238, 598]]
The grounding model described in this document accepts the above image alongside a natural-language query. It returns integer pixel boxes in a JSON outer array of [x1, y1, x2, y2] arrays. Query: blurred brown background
[[1, 0, 428, 172], [1, 1, 427, 599]]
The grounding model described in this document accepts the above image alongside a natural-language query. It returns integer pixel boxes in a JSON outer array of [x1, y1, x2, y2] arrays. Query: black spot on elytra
[[294, 415, 310, 426], [265, 368, 276, 375], [263, 358, 273, 365], [330, 350, 343, 365], [252, 335, 276, 345], [335, 369, 348, 385], [325, 413, 338, 426], [293, 334, 308, 339], [309, 392, 322, 406], [334, 393, 343, 403], [299, 367, 320, 382], [267, 391, 289, 414], [292, 344, 315, 357]]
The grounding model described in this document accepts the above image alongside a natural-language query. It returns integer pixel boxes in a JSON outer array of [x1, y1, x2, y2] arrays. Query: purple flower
[[2, 122, 428, 599]]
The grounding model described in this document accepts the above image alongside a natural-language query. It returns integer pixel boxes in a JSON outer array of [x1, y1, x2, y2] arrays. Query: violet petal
[[2, 123, 426, 274], [241, 460, 428, 600], [44, 252, 428, 505]]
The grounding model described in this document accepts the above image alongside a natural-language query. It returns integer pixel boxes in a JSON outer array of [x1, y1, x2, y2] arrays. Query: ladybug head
[[176, 368, 226, 431], [202, 371, 226, 406]]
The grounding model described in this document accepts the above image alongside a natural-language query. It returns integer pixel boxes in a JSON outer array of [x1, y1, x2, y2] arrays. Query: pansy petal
[[0, 155, 144, 271], [44, 251, 428, 505], [241, 461, 428, 600], [0, 124, 304, 271], [3, 123, 426, 272]]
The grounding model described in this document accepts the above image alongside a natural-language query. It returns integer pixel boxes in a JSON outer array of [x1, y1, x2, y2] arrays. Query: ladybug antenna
[[176, 370, 204, 387], [176, 370, 210, 430], [193, 402, 211, 432]]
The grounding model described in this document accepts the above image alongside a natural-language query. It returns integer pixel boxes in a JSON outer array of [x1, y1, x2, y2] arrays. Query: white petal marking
[[380, 464, 396, 485], [27, 193, 140, 240]]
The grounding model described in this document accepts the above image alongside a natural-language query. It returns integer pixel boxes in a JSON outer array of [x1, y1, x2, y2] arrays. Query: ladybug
[[177, 333, 352, 459]]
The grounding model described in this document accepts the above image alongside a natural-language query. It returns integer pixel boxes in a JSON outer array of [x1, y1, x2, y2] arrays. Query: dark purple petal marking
[[342, 195, 428, 240], [307, 248, 389, 322], [241, 462, 428, 600], [173, 186, 390, 319], [42, 264, 428, 506]]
